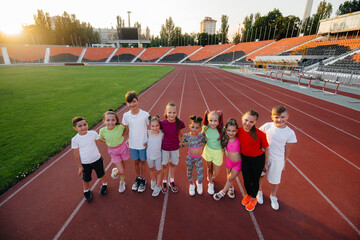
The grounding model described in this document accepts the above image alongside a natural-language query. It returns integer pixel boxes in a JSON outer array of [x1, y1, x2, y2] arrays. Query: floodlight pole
[[127, 11, 131, 27]]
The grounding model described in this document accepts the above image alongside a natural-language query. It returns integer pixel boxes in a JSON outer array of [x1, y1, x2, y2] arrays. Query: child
[[99, 110, 130, 193], [146, 115, 163, 197], [122, 91, 150, 193], [71, 116, 108, 202], [201, 110, 224, 195], [161, 101, 185, 194], [181, 116, 206, 196], [213, 118, 241, 200], [238, 109, 269, 212], [257, 105, 297, 210]]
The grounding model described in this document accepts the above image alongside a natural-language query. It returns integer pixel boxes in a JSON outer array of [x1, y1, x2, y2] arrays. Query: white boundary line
[[194, 69, 264, 240], [202, 68, 360, 236]]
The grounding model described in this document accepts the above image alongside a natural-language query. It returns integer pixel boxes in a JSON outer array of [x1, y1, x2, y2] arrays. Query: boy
[[122, 91, 150, 193], [258, 106, 297, 210], [71, 117, 108, 202]]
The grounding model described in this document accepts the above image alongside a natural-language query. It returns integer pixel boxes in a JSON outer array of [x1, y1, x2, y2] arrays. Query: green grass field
[[0, 65, 174, 194]]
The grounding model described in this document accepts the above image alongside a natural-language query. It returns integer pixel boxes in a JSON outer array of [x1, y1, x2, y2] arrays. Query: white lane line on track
[[54, 69, 181, 240], [157, 68, 186, 240], [204, 70, 360, 171], [200, 69, 360, 236], [214, 70, 360, 140], [221, 70, 360, 124], [0, 69, 179, 208], [194, 69, 264, 240], [192, 70, 210, 111]]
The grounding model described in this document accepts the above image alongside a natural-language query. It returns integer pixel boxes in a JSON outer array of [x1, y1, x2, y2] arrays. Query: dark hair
[[103, 109, 120, 125], [164, 101, 182, 131], [203, 110, 224, 140], [125, 91, 138, 103], [189, 115, 203, 126], [272, 105, 287, 116], [221, 118, 239, 149], [72, 116, 86, 127], [243, 109, 259, 141], [149, 115, 161, 124]]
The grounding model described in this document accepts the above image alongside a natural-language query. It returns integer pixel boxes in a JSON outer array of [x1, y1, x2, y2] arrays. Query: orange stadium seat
[[160, 46, 202, 63], [136, 47, 173, 62], [6, 45, 46, 63], [110, 48, 144, 62], [186, 43, 234, 62], [49, 46, 84, 63], [82, 47, 115, 62]]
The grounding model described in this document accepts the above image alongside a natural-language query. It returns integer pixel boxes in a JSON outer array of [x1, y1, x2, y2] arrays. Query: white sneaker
[[151, 180, 156, 190], [189, 184, 195, 196], [207, 182, 214, 195], [111, 168, 119, 179], [152, 185, 161, 197], [257, 190, 263, 205], [118, 180, 126, 193], [270, 195, 279, 210], [196, 180, 203, 195]]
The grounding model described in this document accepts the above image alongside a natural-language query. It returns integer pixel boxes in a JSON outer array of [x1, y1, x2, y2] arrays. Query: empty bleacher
[[317, 51, 360, 75], [6, 45, 46, 63], [110, 48, 144, 62], [136, 47, 173, 62], [82, 47, 115, 62], [159, 46, 202, 63], [185, 44, 234, 63], [49, 46, 84, 63]]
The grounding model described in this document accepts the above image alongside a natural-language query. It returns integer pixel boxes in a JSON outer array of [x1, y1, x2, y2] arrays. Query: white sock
[[84, 189, 90, 193], [163, 180, 167, 183], [170, 178, 174, 183]]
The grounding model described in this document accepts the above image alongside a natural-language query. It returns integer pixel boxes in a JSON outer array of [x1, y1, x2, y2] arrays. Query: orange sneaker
[[241, 194, 251, 206], [246, 198, 257, 212]]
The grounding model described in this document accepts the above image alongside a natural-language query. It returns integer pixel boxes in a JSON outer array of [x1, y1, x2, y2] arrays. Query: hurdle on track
[[322, 79, 341, 95]]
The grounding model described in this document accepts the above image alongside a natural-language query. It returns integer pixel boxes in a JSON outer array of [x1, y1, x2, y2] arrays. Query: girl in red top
[[238, 109, 269, 212]]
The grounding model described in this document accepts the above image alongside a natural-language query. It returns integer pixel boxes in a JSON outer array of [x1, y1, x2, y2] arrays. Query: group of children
[[71, 91, 297, 212]]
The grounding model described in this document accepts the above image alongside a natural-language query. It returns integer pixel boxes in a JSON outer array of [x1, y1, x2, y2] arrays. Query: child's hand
[[144, 143, 148, 148], [179, 143, 184, 148], [264, 164, 269, 173], [261, 147, 265, 152], [78, 166, 84, 175]]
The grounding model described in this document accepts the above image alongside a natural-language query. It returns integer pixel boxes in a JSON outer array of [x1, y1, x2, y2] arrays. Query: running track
[[0, 65, 359, 240]]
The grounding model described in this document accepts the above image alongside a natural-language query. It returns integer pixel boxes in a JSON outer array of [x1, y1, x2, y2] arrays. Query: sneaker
[[150, 180, 156, 190], [111, 168, 119, 179], [270, 195, 279, 210], [161, 182, 168, 194], [213, 190, 226, 201], [246, 198, 257, 212], [196, 180, 203, 195], [169, 181, 178, 193], [138, 178, 146, 193], [99, 185, 107, 196], [132, 177, 141, 191], [207, 182, 214, 195], [118, 180, 126, 193], [227, 187, 235, 199], [257, 190, 263, 205], [189, 184, 195, 196], [152, 185, 162, 197], [84, 190, 92, 202], [241, 194, 251, 206]]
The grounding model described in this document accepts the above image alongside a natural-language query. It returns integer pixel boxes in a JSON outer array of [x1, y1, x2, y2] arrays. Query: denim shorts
[[129, 148, 147, 161]]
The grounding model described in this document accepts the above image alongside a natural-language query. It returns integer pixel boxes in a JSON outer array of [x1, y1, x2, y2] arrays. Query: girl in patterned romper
[[181, 116, 206, 196]]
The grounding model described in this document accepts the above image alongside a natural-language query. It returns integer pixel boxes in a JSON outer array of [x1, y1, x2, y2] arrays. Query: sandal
[[213, 190, 226, 201]]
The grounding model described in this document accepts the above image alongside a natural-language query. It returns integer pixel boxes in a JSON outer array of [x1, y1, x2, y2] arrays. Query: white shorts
[[147, 157, 162, 171], [265, 158, 285, 185], [162, 150, 179, 165]]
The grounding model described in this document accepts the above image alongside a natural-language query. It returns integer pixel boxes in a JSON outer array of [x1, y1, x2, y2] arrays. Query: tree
[[160, 17, 175, 46], [317, 0, 333, 20], [219, 14, 229, 43], [116, 16, 125, 28], [232, 32, 241, 44], [145, 27, 151, 40], [336, 0, 360, 15], [33, 9, 55, 44]]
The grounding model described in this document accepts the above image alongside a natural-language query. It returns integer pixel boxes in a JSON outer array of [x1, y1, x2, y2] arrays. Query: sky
[[0, 0, 346, 37]]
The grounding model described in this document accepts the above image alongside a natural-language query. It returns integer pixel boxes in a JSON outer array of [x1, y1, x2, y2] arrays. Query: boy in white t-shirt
[[258, 106, 297, 210], [122, 91, 150, 193], [71, 117, 108, 202]]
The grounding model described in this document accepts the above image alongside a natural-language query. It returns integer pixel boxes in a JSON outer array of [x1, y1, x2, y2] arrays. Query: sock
[[84, 189, 90, 193], [102, 183, 107, 186], [170, 178, 174, 183], [163, 180, 167, 183]]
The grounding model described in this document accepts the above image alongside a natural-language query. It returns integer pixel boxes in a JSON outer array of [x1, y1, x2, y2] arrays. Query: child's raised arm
[[72, 149, 84, 175]]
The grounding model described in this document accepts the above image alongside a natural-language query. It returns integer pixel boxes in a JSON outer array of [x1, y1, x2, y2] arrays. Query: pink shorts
[[226, 157, 241, 173], [108, 141, 130, 163]]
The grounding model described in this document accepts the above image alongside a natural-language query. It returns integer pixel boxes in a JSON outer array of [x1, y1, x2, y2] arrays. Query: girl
[[213, 118, 241, 200], [181, 116, 206, 196], [201, 110, 224, 195], [238, 109, 269, 212], [161, 102, 185, 194], [99, 110, 130, 193], [146, 115, 163, 197]]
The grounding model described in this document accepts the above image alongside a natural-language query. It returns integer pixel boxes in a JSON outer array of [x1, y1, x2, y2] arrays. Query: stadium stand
[[110, 48, 144, 62], [0, 49, 4, 64], [135, 47, 173, 62], [210, 40, 274, 64], [6, 45, 46, 63], [159, 46, 202, 63], [82, 47, 115, 62], [317, 51, 360, 75], [185, 43, 234, 63], [49, 46, 84, 63]]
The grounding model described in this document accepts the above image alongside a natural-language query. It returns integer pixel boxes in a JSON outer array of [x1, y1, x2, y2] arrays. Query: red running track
[[0, 65, 359, 240]]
